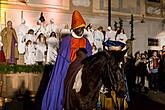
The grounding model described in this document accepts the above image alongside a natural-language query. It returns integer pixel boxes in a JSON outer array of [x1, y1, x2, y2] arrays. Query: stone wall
[[0, 73, 42, 97]]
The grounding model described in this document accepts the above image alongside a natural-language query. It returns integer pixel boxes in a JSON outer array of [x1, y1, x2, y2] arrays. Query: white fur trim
[[73, 67, 83, 93], [71, 30, 83, 38]]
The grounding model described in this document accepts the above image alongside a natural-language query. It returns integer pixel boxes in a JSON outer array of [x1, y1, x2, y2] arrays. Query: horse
[[63, 49, 128, 110]]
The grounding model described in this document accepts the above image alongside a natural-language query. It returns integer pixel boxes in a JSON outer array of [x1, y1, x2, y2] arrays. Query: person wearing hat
[[32, 20, 41, 36], [32, 19, 46, 36], [104, 28, 128, 51], [16, 19, 29, 55], [46, 18, 58, 37], [41, 10, 92, 110]]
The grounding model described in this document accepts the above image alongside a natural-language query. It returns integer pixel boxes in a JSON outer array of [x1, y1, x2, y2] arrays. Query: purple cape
[[41, 35, 92, 110]]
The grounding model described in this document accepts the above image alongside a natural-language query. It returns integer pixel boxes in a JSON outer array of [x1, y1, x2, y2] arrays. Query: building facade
[[0, 0, 165, 55]]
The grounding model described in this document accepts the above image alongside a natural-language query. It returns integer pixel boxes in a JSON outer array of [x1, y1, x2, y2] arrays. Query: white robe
[[60, 28, 70, 35], [84, 29, 94, 46], [24, 44, 36, 65], [106, 31, 128, 44], [60, 28, 71, 40], [23, 34, 36, 43], [116, 33, 128, 44], [16, 24, 29, 54], [32, 25, 46, 36], [105, 30, 116, 41], [73, 67, 83, 93], [35, 42, 47, 62], [93, 30, 104, 51], [46, 23, 58, 37], [46, 37, 59, 64]]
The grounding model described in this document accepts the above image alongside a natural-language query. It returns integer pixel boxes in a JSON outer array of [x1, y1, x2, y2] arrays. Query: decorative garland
[[0, 64, 47, 74]]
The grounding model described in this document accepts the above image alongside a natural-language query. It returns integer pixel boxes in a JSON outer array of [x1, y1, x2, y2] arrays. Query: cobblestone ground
[[131, 90, 165, 110], [0, 90, 165, 110]]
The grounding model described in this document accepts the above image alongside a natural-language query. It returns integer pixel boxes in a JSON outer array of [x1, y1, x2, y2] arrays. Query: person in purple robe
[[1, 21, 19, 64], [41, 10, 92, 110]]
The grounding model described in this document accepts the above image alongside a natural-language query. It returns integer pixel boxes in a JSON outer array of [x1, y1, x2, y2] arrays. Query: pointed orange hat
[[71, 10, 86, 29]]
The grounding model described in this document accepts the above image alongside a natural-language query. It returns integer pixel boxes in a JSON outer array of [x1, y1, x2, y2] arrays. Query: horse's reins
[[105, 52, 125, 110]]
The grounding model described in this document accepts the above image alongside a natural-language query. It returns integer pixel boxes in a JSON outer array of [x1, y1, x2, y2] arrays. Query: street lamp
[[104, 0, 111, 50], [108, 0, 111, 26]]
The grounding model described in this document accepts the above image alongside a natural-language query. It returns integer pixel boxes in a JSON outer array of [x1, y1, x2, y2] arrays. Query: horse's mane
[[72, 50, 126, 109], [80, 50, 124, 94], [82, 51, 111, 69], [82, 50, 125, 65]]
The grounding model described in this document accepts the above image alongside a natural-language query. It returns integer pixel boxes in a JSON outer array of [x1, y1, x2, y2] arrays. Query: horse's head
[[81, 49, 127, 94], [76, 49, 127, 109], [101, 49, 127, 95]]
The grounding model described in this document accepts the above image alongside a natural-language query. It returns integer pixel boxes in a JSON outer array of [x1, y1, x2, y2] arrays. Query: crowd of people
[[0, 12, 128, 65], [125, 45, 165, 95], [40, 10, 128, 110], [0, 19, 60, 65], [0, 10, 165, 110]]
